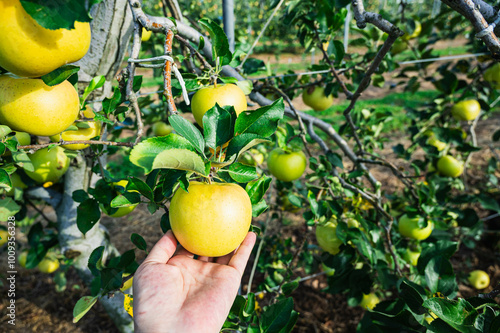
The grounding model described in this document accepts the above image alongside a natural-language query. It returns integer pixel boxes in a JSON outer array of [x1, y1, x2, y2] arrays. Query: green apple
[[451, 100, 481, 121], [360, 293, 380, 310], [18, 250, 28, 268], [437, 155, 463, 178], [106, 180, 138, 218], [267, 148, 307, 182], [152, 122, 173, 136], [468, 270, 490, 289], [403, 248, 421, 266], [391, 39, 408, 55], [398, 214, 433, 240], [427, 136, 446, 151], [25, 147, 70, 184], [302, 86, 334, 111], [315, 220, 343, 255]]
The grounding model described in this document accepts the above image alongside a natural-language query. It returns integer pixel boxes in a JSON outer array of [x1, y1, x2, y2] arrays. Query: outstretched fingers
[[227, 232, 257, 276], [143, 230, 178, 264]]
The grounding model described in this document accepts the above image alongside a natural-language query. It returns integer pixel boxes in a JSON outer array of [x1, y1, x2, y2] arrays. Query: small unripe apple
[[360, 293, 380, 310], [403, 248, 421, 266], [484, 63, 500, 89], [302, 86, 334, 111], [151, 122, 173, 136], [267, 148, 307, 182], [398, 214, 433, 240], [468, 270, 490, 289], [316, 220, 343, 255], [437, 155, 463, 178], [451, 100, 481, 121]]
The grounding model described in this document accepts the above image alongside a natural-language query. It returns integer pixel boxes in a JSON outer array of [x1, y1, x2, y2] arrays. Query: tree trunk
[[56, 1, 134, 332]]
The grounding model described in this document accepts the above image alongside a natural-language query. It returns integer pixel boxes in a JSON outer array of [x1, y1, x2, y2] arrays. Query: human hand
[[133, 230, 256, 333]]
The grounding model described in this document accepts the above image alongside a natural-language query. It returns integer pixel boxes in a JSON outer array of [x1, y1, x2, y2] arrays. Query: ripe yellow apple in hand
[[398, 214, 433, 240], [0, 75, 80, 136], [451, 100, 481, 121], [0, 0, 91, 77], [267, 148, 307, 182], [25, 147, 70, 184], [360, 293, 380, 310], [50, 108, 101, 150], [191, 84, 247, 127], [437, 155, 463, 178], [468, 270, 490, 289], [316, 220, 343, 255], [302, 86, 334, 111], [37, 257, 60, 274], [169, 181, 252, 257], [151, 122, 173, 136]]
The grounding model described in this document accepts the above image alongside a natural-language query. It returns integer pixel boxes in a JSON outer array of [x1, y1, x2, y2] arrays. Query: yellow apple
[[120, 273, 134, 292], [18, 250, 28, 268], [437, 155, 464, 178], [398, 214, 433, 240], [191, 84, 247, 127], [49, 109, 101, 150], [316, 220, 343, 255], [151, 122, 173, 136], [0, 0, 91, 77], [302, 86, 334, 111], [360, 293, 380, 310], [267, 148, 307, 182], [141, 27, 152, 42], [169, 181, 252, 257], [402, 20, 422, 40], [25, 147, 70, 184], [0, 75, 80, 136], [468, 270, 490, 289], [451, 100, 481, 121]]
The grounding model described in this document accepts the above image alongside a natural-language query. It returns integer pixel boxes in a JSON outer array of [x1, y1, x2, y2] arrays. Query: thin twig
[[18, 140, 133, 153]]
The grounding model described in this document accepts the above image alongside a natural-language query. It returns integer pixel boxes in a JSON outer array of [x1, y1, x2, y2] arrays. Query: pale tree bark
[[56, 1, 134, 332]]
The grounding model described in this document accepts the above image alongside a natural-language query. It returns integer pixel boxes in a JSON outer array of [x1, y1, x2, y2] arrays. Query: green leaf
[[282, 278, 300, 296], [199, 18, 232, 66], [102, 87, 123, 115], [423, 298, 480, 333], [252, 200, 268, 217], [110, 192, 141, 208], [0, 198, 21, 221], [131, 233, 147, 251], [128, 177, 154, 201], [88, 246, 104, 276], [399, 280, 426, 315], [260, 297, 297, 333], [130, 135, 198, 173], [219, 163, 258, 183], [73, 296, 98, 324], [0, 125, 12, 138], [0, 169, 12, 192], [82, 76, 106, 102], [424, 256, 454, 294], [243, 292, 255, 317], [152, 149, 207, 176], [77, 199, 101, 236], [160, 213, 171, 233], [72, 189, 89, 203], [331, 40, 345, 65], [235, 80, 253, 95], [20, 0, 91, 30], [234, 99, 285, 137], [203, 104, 236, 150], [41, 65, 80, 86], [169, 114, 205, 156], [245, 175, 272, 205], [226, 133, 270, 161]]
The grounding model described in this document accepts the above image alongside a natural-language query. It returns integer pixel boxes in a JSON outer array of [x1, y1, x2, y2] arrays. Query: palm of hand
[[133, 231, 256, 333]]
